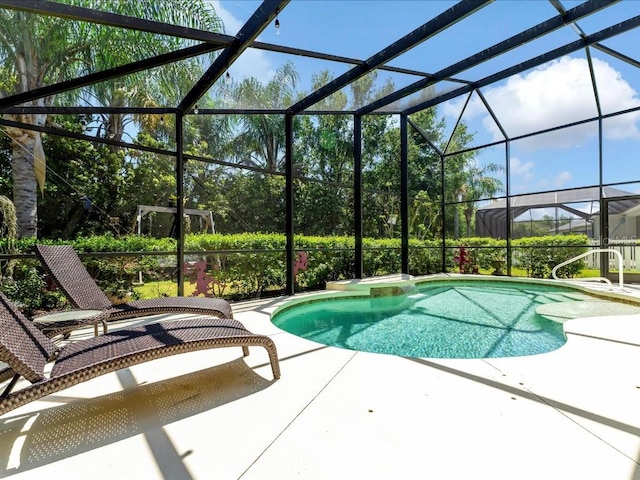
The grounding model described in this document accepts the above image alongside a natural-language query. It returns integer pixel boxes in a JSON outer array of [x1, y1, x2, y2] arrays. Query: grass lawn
[[134, 280, 193, 298], [133, 280, 231, 299]]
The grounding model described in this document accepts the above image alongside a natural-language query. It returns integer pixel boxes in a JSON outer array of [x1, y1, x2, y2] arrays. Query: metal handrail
[[551, 248, 624, 290]]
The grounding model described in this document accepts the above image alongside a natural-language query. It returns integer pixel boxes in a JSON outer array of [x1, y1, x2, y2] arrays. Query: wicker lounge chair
[[34, 244, 233, 335], [0, 292, 280, 416]]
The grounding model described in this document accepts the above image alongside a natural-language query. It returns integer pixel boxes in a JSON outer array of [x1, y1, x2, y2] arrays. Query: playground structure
[[134, 205, 215, 237], [133, 205, 215, 285]]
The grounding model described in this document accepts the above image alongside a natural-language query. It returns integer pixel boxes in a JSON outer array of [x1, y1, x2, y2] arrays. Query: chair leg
[[242, 346, 249, 357]]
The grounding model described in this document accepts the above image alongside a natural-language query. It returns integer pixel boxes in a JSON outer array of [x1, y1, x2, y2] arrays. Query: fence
[[584, 241, 638, 271]]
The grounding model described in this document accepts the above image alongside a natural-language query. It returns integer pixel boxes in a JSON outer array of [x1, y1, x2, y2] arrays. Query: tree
[[0, 195, 17, 276], [294, 70, 396, 236], [38, 114, 124, 239], [0, 0, 222, 238], [224, 62, 299, 172], [459, 163, 503, 236], [0, 7, 89, 237], [444, 123, 503, 238], [363, 105, 446, 239], [83, 1, 222, 146]]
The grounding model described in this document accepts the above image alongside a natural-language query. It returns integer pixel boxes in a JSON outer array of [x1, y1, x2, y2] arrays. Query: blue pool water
[[271, 280, 591, 359]]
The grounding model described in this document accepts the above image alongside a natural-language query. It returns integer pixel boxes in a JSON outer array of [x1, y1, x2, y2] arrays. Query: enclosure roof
[[474, 186, 640, 239], [0, 0, 638, 126], [478, 186, 637, 213]]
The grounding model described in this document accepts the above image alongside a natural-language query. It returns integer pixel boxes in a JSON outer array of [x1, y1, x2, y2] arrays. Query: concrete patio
[[1, 288, 640, 479]]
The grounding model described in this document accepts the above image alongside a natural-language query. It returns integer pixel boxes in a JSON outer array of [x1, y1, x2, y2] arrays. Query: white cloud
[[509, 157, 534, 181], [207, 0, 241, 35], [509, 157, 536, 193], [207, 1, 275, 82], [445, 56, 640, 150], [554, 170, 572, 188], [508, 158, 572, 192], [530, 170, 573, 191]]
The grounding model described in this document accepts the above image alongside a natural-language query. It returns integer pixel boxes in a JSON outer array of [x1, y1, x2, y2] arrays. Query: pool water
[[272, 281, 594, 359]]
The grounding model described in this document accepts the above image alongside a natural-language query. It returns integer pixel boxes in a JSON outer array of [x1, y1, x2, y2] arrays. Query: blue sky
[[211, 1, 640, 203]]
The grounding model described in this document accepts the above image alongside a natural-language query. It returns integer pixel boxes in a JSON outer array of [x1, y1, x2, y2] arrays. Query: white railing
[[551, 248, 624, 290]]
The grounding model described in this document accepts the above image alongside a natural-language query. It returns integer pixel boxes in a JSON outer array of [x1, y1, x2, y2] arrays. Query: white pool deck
[[2, 275, 640, 479]]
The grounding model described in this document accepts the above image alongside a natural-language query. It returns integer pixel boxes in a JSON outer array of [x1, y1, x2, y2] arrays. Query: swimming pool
[[271, 279, 601, 359]]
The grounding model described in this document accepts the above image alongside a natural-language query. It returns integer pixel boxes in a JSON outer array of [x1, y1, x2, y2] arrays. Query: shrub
[[0, 261, 63, 315], [512, 235, 588, 278], [1, 232, 591, 308]]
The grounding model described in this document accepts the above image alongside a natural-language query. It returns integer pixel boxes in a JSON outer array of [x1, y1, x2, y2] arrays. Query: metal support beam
[[407, 117, 443, 156], [440, 151, 446, 273], [0, 43, 221, 109], [178, 0, 289, 113], [285, 113, 295, 295], [0, 0, 233, 45], [360, 0, 618, 115], [476, 89, 508, 140], [443, 92, 472, 155], [0, 117, 174, 155], [592, 42, 640, 69], [354, 114, 363, 278], [290, 0, 491, 113], [251, 42, 435, 79], [400, 114, 409, 274], [405, 15, 640, 115], [505, 141, 512, 275], [176, 112, 185, 295], [598, 116, 606, 277], [588, 41, 603, 274]]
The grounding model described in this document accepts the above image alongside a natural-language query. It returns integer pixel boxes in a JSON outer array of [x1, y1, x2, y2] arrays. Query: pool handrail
[[551, 248, 624, 290]]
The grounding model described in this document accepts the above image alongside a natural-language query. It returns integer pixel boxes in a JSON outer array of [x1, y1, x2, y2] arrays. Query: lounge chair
[[34, 244, 233, 335], [0, 292, 280, 416]]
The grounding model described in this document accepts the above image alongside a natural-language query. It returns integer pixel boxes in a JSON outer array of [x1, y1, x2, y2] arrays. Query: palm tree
[[460, 163, 503, 236], [84, 1, 223, 145], [0, 0, 222, 237], [0, 8, 89, 237], [443, 123, 503, 239], [226, 63, 299, 171]]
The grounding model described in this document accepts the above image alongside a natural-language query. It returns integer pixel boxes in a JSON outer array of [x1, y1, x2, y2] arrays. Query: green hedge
[[511, 235, 589, 278], [0, 233, 590, 306], [444, 235, 589, 277]]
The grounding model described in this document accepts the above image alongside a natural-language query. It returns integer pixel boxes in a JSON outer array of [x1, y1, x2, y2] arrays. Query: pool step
[[536, 300, 640, 323], [326, 274, 415, 293]]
